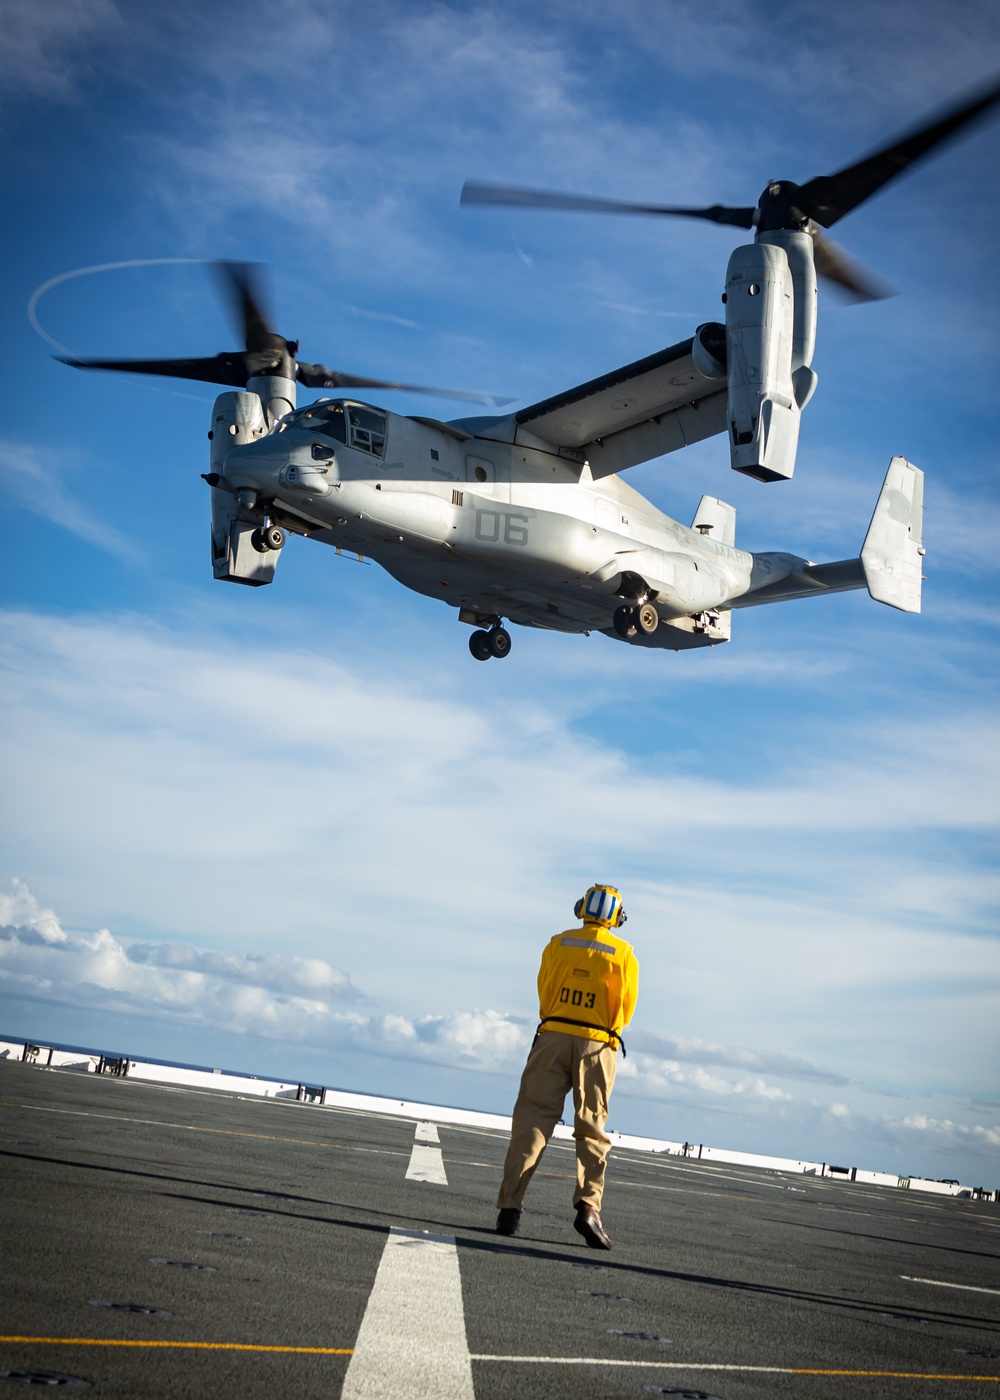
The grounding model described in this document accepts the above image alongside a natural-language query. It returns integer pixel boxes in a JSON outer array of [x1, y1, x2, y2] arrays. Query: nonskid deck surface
[[1, 1061, 997, 1399]]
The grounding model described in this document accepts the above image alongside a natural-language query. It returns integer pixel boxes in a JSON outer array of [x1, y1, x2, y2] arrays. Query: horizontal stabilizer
[[733, 456, 923, 613], [860, 456, 924, 612]]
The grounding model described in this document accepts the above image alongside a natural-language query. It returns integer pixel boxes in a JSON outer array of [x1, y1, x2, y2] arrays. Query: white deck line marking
[[470, 1358, 1000, 1380], [406, 1143, 449, 1184], [471, 1357, 793, 1371], [342, 1229, 473, 1399], [0, 1101, 411, 1159], [902, 1275, 1000, 1296], [415, 1121, 440, 1143], [628, 1161, 801, 1191]]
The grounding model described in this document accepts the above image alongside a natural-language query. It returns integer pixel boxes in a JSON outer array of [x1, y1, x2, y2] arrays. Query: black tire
[[264, 525, 286, 551], [613, 606, 637, 639], [488, 627, 512, 659], [636, 602, 659, 635], [469, 630, 492, 661], [251, 527, 269, 553]]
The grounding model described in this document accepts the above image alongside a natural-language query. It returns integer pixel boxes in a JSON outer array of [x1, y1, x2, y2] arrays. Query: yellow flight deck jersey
[[537, 924, 639, 1048]]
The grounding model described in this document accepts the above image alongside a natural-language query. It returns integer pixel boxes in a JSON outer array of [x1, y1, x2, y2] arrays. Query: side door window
[[347, 405, 387, 458]]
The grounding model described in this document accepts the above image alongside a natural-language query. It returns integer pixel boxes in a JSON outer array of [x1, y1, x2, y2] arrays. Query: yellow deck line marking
[[0, 1337, 351, 1353], [470, 1356, 1000, 1380], [792, 1371, 1000, 1381], [3, 1342, 994, 1380]]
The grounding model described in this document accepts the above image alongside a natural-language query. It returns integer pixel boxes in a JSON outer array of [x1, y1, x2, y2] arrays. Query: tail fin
[[860, 456, 924, 613], [691, 495, 736, 546]]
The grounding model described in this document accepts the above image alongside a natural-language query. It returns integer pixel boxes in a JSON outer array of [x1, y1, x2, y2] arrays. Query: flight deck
[[1, 1059, 998, 1398]]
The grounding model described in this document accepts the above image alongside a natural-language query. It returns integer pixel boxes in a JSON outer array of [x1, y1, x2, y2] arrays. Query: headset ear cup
[[574, 898, 584, 920]]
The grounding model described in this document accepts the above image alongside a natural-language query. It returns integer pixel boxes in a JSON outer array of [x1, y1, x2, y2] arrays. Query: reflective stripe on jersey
[[561, 935, 616, 955]]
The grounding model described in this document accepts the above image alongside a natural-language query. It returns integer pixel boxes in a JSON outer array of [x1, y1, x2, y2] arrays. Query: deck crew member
[[495, 884, 639, 1250]]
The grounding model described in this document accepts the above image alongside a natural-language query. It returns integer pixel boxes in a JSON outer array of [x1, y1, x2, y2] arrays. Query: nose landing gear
[[251, 523, 286, 553], [469, 621, 512, 661]]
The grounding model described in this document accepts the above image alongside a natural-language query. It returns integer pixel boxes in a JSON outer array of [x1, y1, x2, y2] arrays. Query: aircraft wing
[[515, 326, 728, 479]]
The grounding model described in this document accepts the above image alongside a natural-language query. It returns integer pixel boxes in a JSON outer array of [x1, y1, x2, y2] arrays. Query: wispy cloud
[[125, 942, 359, 1000], [343, 305, 421, 329], [0, 440, 137, 561], [599, 302, 705, 319], [629, 1030, 850, 1085], [0, 0, 121, 105]]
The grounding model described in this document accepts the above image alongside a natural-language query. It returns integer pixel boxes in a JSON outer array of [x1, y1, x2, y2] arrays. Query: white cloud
[[897, 1114, 1000, 1149], [0, 875, 533, 1069], [0, 882, 361, 1039], [0, 877, 65, 944], [624, 1054, 795, 1104], [125, 942, 358, 999]]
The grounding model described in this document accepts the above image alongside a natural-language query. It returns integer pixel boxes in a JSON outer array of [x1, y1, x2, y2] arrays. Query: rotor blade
[[461, 181, 756, 228], [213, 261, 277, 350], [57, 352, 260, 387], [810, 228, 894, 302], [798, 73, 1000, 227], [295, 361, 512, 406]]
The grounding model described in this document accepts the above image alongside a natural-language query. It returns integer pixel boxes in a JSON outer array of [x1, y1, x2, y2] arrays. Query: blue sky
[[1, 0, 998, 1187]]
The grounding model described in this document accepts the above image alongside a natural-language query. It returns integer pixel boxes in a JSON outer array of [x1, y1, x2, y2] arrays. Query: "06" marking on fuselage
[[475, 510, 529, 546]]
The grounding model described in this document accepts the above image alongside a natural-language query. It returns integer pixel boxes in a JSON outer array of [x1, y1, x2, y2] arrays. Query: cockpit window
[[347, 404, 386, 457], [281, 401, 347, 443]]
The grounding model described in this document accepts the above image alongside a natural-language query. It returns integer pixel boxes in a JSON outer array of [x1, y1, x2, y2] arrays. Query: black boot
[[495, 1208, 521, 1236]]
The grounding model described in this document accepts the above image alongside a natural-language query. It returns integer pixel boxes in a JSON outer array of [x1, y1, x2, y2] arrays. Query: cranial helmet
[[574, 884, 626, 928]]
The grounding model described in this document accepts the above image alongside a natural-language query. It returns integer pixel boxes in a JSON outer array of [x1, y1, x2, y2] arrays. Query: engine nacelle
[[207, 391, 279, 587], [725, 242, 797, 482], [724, 231, 817, 483]]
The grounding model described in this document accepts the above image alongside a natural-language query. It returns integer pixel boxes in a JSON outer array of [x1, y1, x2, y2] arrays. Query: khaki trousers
[[497, 1030, 618, 1212]]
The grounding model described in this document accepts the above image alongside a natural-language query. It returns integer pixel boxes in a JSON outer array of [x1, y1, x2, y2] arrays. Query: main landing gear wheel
[[636, 602, 659, 635], [613, 606, 638, 639], [469, 630, 493, 661], [252, 525, 286, 552]]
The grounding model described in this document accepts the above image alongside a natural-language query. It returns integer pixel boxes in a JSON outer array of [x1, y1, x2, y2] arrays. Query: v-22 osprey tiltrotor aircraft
[[63, 79, 999, 659]]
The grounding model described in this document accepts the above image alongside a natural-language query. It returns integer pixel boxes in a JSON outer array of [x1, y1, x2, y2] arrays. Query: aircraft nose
[[224, 432, 337, 498], [222, 436, 288, 491]]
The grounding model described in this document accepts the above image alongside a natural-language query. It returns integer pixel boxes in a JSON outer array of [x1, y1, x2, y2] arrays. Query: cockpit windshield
[[281, 400, 347, 443], [279, 399, 387, 457]]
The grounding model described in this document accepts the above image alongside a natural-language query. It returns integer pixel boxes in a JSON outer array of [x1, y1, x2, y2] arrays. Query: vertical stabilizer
[[691, 495, 737, 546], [860, 456, 924, 613]]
